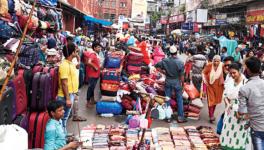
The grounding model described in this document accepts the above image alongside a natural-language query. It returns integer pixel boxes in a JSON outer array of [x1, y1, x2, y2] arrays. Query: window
[[104, 13, 110, 19], [120, 2, 126, 8], [110, 14, 116, 21], [112, 1, 116, 8]]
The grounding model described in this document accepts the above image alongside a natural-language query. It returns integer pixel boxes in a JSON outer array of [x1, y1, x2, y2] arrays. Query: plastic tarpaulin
[[84, 16, 112, 26], [38, 0, 57, 6], [218, 36, 238, 56]]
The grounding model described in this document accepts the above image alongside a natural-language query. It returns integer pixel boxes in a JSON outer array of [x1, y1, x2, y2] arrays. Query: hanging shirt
[[139, 41, 151, 65]]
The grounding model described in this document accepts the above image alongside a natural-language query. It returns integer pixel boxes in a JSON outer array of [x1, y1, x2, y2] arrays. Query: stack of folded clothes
[[197, 126, 220, 150], [109, 126, 126, 150], [152, 127, 174, 149], [184, 126, 208, 150], [184, 104, 201, 120], [170, 127, 192, 150], [93, 125, 110, 150], [126, 128, 139, 149], [80, 124, 96, 149]]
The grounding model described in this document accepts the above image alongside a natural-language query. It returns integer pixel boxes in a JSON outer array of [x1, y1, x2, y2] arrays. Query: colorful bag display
[[0, 20, 20, 39]]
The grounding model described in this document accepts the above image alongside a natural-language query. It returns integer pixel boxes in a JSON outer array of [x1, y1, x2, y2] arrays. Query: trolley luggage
[[13, 112, 29, 130], [0, 87, 15, 125]]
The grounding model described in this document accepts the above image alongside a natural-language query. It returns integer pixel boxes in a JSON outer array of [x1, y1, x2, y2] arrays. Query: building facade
[[100, 0, 132, 23]]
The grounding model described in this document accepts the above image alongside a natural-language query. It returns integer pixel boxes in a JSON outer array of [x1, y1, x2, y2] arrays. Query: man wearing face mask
[[238, 57, 264, 150]]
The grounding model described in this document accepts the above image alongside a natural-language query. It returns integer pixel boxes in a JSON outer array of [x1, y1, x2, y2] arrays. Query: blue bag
[[0, 20, 20, 39], [104, 57, 121, 68], [96, 101, 123, 115], [8, 0, 15, 13], [217, 113, 225, 135], [38, 0, 57, 6], [18, 44, 40, 67]]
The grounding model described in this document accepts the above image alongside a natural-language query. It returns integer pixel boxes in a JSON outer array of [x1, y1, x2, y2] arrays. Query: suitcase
[[13, 70, 28, 115], [0, 87, 15, 125], [28, 112, 50, 149], [101, 69, 121, 84], [31, 72, 52, 111], [13, 112, 29, 131], [23, 69, 33, 105], [104, 57, 121, 68], [7, 81, 17, 120], [96, 101, 123, 115], [43, 66, 58, 100]]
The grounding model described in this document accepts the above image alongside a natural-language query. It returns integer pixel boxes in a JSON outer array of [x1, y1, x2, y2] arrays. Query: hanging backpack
[[18, 44, 40, 67]]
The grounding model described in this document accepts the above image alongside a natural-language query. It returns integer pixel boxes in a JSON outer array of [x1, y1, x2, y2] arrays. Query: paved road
[[67, 54, 225, 135]]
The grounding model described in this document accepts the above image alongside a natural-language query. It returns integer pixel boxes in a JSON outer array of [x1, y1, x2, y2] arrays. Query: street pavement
[[67, 54, 225, 135]]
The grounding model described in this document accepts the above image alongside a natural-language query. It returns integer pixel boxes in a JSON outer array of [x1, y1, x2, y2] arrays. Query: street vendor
[[44, 101, 79, 150], [154, 45, 186, 123]]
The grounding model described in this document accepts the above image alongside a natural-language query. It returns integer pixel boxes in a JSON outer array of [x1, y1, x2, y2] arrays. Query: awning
[[84, 16, 113, 26]]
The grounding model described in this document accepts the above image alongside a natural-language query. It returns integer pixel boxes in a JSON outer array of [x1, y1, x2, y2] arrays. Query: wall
[[101, 0, 132, 22]]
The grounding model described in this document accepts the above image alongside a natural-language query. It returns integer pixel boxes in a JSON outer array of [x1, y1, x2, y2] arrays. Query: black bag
[[0, 87, 15, 125]]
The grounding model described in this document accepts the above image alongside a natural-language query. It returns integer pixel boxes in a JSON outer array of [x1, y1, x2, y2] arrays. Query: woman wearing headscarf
[[202, 55, 224, 122], [220, 62, 251, 150]]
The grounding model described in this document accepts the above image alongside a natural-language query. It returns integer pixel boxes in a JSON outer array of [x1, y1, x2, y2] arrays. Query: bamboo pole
[[0, 0, 37, 102]]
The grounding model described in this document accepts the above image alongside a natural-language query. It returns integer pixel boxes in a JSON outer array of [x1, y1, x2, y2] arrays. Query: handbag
[[129, 115, 140, 128], [164, 105, 173, 119], [184, 83, 200, 100], [216, 113, 224, 135]]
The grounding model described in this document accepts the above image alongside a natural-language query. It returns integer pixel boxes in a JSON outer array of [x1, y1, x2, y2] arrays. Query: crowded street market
[[0, 0, 264, 149]]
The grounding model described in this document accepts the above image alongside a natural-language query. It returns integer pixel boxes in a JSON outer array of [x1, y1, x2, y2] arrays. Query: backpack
[[18, 44, 40, 67]]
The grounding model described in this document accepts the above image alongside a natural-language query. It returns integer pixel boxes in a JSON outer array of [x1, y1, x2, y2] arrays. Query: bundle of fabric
[[170, 127, 191, 150], [197, 126, 220, 149], [184, 126, 207, 150], [109, 126, 126, 149], [152, 127, 174, 149], [126, 129, 139, 149], [126, 47, 147, 75], [184, 104, 201, 120], [92, 125, 110, 149], [80, 125, 96, 149]]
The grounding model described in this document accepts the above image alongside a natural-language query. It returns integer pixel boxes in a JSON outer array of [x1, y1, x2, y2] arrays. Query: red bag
[[13, 70, 28, 115], [101, 83, 119, 92], [28, 112, 50, 149], [184, 83, 200, 100], [127, 65, 141, 74]]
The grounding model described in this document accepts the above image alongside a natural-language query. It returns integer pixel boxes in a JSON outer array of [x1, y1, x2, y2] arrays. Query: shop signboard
[[246, 10, 264, 24], [227, 17, 240, 24], [196, 9, 208, 23], [181, 22, 193, 30], [216, 14, 227, 25], [193, 22, 199, 32], [169, 14, 185, 23]]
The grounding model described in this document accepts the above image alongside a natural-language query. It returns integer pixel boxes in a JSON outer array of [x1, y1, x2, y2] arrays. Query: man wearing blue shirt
[[44, 101, 79, 150]]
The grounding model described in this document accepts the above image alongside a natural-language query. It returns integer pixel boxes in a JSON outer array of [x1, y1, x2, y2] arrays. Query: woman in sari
[[202, 55, 224, 123], [220, 62, 251, 150]]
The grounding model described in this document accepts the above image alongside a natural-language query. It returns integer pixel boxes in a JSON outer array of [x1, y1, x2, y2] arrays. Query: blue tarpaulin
[[84, 16, 112, 26]]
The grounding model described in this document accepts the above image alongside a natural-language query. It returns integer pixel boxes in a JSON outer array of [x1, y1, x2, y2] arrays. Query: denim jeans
[[57, 93, 75, 133], [251, 130, 264, 150], [164, 79, 184, 120], [86, 77, 99, 101]]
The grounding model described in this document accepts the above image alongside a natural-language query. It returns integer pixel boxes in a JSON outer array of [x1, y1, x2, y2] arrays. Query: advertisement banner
[[196, 9, 208, 23], [181, 22, 193, 30], [215, 14, 227, 25], [131, 0, 147, 19], [169, 15, 185, 23], [246, 10, 264, 24]]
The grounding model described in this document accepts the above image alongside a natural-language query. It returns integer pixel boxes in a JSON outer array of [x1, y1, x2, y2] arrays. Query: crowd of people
[[39, 29, 264, 150]]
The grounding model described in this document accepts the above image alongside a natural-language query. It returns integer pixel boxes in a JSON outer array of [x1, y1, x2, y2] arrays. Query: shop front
[[169, 14, 185, 31]]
